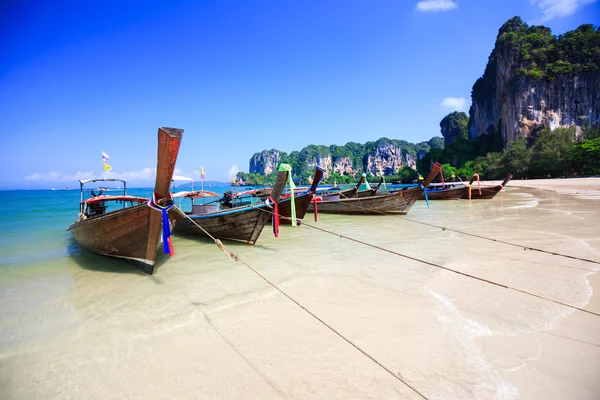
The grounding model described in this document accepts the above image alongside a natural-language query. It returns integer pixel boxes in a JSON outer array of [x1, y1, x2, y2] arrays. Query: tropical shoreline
[[476, 177, 600, 200]]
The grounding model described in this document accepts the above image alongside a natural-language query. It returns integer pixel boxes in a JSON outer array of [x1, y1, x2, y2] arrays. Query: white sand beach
[[483, 177, 600, 200], [1, 182, 599, 400]]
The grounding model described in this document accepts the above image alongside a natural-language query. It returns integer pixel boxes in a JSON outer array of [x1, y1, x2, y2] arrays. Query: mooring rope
[[177, 210, 429, 399], [307, 192, 600, 267], [399, 215, 600, 267], [259, 208, 600, 318]]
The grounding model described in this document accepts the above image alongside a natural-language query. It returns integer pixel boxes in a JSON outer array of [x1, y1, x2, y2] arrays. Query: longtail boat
[[418, 184, 467, 200], [277, 167, 324, 225], [323, 175, 383, 201], [307, 163, 442, 215], [68, 127, 184, 274], [462, 173, 513, 200], [174, 169, 289, 244]]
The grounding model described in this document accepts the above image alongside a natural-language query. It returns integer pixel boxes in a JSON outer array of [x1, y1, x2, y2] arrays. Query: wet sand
[[1, 184, 599, 399]]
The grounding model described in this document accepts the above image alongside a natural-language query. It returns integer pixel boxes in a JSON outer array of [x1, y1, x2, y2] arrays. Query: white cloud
[[441, 96, 468, 112], [63, 171, 97, 181], [110, 168, 156, 181], [228, 165, 239, 181], [25, 171, 95, 181], [416, 0, 458, 12], [25, 172, 45, 181], [24, 168, 157, 182], [531, 0, 596, 21]]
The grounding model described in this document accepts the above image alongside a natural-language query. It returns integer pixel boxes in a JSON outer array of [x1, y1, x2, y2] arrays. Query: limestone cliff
[[304, 155, 333, 179], [249, 149, 281, 175], [440, 112, 469, 145], [468, 18, 600, 144], [365, 142, 415, 176], [244, 137, 434, 180], [333, 156, 357, 176]]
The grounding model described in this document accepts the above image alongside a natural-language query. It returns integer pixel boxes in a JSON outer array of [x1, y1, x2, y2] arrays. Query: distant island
[[237, 17, 599, 185]]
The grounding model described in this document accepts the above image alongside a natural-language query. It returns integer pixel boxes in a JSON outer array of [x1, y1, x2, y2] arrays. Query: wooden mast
[[145, 127, 184, 270]]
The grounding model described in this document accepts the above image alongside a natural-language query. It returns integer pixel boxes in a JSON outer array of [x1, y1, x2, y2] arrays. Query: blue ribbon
[[149, 196, 174, 254], [420, 184, 429, 208]]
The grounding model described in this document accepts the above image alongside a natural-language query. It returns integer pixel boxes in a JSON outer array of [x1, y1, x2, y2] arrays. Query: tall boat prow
[[68, 127, 184, 274], [174, 168, 290, 244], [278, 166, 324, 225]]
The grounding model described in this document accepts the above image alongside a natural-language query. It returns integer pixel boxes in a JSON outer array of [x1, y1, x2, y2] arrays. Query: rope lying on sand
[[400, 215, 600, 267], [177, 209, 429, 399], [295, 219, 600, 318], [303, 194, 600, 267], [176, 199, 599, 399], [258, 208, 600, 318]]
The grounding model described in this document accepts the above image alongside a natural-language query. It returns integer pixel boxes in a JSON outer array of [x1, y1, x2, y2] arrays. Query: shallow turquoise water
[[0, 184, 328, 268], [0, 189, 156, 268], [1, 186, 600, 399]]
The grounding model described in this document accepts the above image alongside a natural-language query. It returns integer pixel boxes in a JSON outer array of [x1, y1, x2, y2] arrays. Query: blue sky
[[1, 0, 598, 188]]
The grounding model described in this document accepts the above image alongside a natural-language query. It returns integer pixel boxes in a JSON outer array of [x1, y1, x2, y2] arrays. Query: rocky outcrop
[[500, 74, 599, 140], [245, 137, 433, 178], [305, 155, 333, 179], [440, 112, 469, 145], [469, 18, 600, 145], [366, 142, 415, 176], [249, 149, 281, 175], [333, 156, 356, 176]]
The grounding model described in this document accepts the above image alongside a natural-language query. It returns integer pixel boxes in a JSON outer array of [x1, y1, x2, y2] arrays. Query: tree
[[571, 138, 600, 175], [501, 139, 530, 178], [529, 127, 575, 177]]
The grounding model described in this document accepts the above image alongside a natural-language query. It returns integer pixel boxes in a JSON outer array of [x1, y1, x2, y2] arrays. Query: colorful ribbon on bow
[[266, 196, 280, 237], [278, 164, 296, 226], [420, 184, 430, 208], [363, 173, 371, 190], [148, 193, 174, 256]]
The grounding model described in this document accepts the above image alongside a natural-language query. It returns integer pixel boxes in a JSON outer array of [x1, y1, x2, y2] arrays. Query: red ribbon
[[269, 196, 279, 238], [313, 194, 319, 222], [167, 236, 174, 256]]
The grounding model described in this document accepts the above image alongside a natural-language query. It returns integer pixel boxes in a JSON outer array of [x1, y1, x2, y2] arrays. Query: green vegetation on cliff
[[425, 16, 600, 181], [239, 136, 439, 184], [440, 112, 469, 143], [497, 17, 599, 80], [420, 125, 600, 180]]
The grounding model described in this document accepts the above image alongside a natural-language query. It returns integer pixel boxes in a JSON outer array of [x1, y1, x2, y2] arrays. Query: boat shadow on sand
[[66, 236, 171, 275]]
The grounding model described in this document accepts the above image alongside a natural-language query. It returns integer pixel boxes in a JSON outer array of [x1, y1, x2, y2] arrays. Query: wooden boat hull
[[326, 188, 375, 200], [307, 187, 422, 215], [419, 186, 467, 200], [460, 185, 503, 199], [68, 203, 183, 274], [68, 127, 184, 274], [462, 173, 512, 200], [175, 170, 289, 244], [175, 203, 272, 244], [277, 192, 314, 225]]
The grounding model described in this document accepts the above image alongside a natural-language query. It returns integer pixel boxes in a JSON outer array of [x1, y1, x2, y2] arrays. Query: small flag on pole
[[200, 166, 205, 180], [102, 151, 110, 162], [103, 162, 112, 171]]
